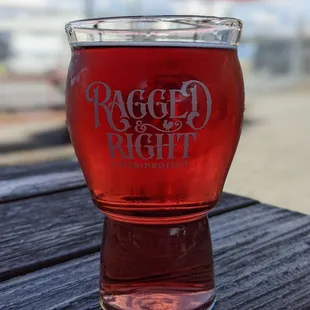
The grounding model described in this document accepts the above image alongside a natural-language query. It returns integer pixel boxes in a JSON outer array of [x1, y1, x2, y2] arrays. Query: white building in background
[[1, 15, 83, 74], [173, 0, 233, 16], [1, 0, 309, 75], [0, 0, 228, 75], [0, 0, 84, 74], [0, 0, 44, 7]]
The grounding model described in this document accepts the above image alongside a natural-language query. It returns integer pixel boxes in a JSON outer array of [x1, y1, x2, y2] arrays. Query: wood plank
[[0, 188, 101, 282], [1, 204, 309, 310], [0, 159, 84, 203], [0, 188, 257, 281], [0, 169, 85, 203], [0, 159, 79, 181], [1, 254, 100, 310]]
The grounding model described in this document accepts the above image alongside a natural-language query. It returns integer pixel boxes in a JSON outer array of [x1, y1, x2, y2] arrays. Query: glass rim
[[66, 15, 243, 31], [65, 15, 243, 48]]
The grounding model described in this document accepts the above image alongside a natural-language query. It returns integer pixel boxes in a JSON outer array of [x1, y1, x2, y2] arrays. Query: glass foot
[[100, 288, 216, 310]]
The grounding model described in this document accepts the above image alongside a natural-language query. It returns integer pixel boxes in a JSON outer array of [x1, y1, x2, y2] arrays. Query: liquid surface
[[66, 45, 244, 223], [72, 41, 237, 49]]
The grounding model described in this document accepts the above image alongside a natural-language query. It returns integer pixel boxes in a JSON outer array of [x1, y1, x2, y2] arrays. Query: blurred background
[[0, 0, 309, 214]]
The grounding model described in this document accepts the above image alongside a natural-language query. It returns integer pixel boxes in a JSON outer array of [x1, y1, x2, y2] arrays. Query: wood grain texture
[[0, 168, 85, 203], [0, 254, 100, 310], [1, 204, 309, 310], [0, 187, 256, 281], [0, 160, 79, 181], [0, 188, 102, 281]]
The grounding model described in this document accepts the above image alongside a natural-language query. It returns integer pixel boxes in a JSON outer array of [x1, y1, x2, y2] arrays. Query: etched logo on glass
[[85, 80, 212, 161]]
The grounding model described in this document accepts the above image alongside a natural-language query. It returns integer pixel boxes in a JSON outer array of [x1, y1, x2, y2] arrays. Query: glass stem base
[[99, 215, 215, 310], [100, 289, 216, 310]]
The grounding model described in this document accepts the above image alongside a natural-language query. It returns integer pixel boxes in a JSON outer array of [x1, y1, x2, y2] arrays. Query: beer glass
[[65, 15, 244, 310]]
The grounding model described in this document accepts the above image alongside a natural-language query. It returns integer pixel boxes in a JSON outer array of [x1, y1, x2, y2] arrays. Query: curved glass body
[[66, 16, 244, 225]]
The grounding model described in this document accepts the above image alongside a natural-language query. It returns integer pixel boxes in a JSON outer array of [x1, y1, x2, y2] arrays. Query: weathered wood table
[[1, 160, 309, 310]]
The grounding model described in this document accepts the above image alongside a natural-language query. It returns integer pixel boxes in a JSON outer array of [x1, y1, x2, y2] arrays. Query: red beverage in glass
[[66, 45, 244, 224]]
